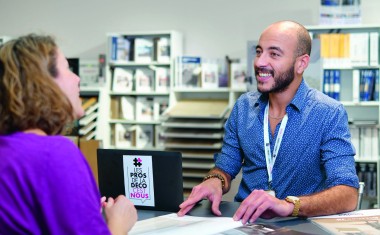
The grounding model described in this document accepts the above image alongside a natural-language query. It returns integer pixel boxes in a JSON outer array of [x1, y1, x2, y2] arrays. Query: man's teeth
[[259, 72, 271, 77]]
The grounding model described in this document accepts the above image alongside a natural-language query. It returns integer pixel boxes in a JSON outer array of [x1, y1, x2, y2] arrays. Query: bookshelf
[[97, 31, 183, 149], [305, 24, 380, 209]]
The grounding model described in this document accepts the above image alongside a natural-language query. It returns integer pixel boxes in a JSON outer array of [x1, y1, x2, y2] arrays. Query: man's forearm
[[206, 167, 232, 194], [298, 185, 358, 217]]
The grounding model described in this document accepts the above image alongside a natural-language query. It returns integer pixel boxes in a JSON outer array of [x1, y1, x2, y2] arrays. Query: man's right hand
[[177, 178, 223, 216]]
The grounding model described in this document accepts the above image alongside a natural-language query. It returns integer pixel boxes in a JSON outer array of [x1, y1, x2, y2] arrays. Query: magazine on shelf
[[136, 97, 154, 121], [134, 38, 153, 63], [136, 125, 154, 148], [176, 56, 202, 88], [110, 35, 132, 62], [120, 96, 135, 120], [201, 59, 219, 89], [154, 96, 169, 120], [112, 67, 134, 92], [135, 68, 154, 92], [155, 67, 170, 92], [156, 37, 171, 63], [230, 60, 247, 90], [114, 123, 136, 148], [79, 60, 100, 87]]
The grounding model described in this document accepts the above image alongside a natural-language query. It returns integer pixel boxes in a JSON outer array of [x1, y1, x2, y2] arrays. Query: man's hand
[[178, 178, 223, 216], [233, 190, 293, 224]]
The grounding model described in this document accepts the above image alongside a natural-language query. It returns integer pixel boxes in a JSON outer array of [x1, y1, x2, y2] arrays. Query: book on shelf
[[79, 120, 97, 136], [350, 33, 369, 67], [350, 127, 360, 159], [79, 112, 98, 126], [81, 97, 98, 111], [136, 125, 154, 148], [354, 126, 379, 160], [375, 70, 379, 101], [230, 60, 247, 90], [155, 37, 171, 63], [134, 38, 153, 63], [120, 96, 135, 120], [110, 97, 120, 119], [153, 97, 169, 120], [114, 123, 136, 148], [176, 56, 202, 88], [352, 69, 360, 102], [154, 67, 170, 92], [322, 69, 341, 101], [331, 69, 340, 101], [358, 69, 377, 102], [135, 97, 154, 121], [112, 67, 134, 92], [110, 36, 132, 62], [135, 68, 154, 92], [370, 32, 379, 67], [201, 59, 219, 89]]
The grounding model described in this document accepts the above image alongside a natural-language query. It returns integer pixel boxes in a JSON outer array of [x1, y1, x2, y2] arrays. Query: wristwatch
[[285, 196, 301, 217]]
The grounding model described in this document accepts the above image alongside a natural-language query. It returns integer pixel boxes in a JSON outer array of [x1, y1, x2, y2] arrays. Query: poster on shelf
[[319, 0, 361, 25]]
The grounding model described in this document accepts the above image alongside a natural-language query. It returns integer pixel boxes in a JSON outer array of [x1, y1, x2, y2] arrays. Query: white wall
[[1, 0, 380, 60]]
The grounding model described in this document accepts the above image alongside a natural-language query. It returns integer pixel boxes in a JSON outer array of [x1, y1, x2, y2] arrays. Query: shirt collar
[[255, 79, 309, 112]]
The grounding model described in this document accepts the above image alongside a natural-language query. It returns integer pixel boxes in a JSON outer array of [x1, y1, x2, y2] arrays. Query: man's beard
[[256, 64, 295, 94]]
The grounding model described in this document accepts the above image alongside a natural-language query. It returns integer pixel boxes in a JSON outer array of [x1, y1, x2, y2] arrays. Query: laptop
[[97, 149, 183, 212]]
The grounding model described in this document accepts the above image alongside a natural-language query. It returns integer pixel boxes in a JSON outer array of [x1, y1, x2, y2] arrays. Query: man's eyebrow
[[268, 46, 284, 54]]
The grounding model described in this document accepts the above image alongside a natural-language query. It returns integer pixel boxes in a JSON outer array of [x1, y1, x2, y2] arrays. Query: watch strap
[[285, 196, 301, 217]]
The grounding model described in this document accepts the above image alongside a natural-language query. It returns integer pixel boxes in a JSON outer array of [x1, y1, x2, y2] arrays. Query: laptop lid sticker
[[123, 155, 155, 207]]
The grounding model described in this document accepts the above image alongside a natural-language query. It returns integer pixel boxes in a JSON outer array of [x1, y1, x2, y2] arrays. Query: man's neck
[[268, 79, 302, 116]]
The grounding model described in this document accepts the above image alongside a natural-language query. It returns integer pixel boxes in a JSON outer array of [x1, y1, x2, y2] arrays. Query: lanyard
[[263, 102, 288, 190]]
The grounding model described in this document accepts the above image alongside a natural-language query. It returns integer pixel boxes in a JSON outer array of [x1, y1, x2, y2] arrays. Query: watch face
[[287, 196, 299, 201]]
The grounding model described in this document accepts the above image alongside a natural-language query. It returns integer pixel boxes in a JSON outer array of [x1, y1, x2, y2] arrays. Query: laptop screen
[[97, 149, 183, 212]]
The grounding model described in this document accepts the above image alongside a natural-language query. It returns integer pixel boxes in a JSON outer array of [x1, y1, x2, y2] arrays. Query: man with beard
[[178, 20, 359, 224]]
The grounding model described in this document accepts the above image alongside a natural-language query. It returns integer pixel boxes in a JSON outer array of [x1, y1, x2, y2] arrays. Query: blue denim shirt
[[215, 80, 359, 201]]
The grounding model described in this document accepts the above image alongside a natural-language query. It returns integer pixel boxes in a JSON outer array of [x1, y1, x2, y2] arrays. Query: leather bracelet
[[203, 173, 225, 188]]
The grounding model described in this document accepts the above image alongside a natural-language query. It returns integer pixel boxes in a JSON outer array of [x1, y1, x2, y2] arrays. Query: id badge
[[265, 190, 276, 197]]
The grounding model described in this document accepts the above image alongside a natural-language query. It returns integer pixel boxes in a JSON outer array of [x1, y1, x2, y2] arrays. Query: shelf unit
[[306, 24, 380, 209], [161, 99, 230, 196], [97, 31, 183, 149]]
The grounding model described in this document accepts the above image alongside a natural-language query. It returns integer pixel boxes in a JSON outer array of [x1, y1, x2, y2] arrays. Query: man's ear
[[295, 54, 310, 75]]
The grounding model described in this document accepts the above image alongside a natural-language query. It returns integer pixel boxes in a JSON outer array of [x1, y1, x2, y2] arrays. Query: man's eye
[[271, 52, 279, 57]]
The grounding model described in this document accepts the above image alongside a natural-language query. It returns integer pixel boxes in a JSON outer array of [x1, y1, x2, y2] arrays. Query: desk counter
[[137, 200, 329, 234]]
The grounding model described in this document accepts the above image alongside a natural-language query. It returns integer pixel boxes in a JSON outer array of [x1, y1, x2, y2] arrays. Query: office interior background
[[2, 0, 380, 206], [0, 0, 379, 60]]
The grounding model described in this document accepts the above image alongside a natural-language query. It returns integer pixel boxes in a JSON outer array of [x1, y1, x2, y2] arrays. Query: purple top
[[0, 132, 110, 234]]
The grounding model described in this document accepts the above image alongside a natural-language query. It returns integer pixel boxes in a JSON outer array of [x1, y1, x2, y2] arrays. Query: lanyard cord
[[263, 102, 288, 190]]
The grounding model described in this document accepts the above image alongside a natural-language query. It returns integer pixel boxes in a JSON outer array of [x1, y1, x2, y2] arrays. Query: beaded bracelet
[[203, 173, 225, 188]]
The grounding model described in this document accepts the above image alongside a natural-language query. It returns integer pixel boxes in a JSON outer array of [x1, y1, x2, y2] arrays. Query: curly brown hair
[[0, 34, 74, 135]]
